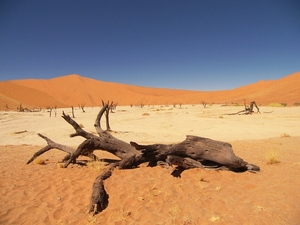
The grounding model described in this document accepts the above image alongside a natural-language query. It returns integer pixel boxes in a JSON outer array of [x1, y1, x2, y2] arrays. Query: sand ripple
[[1, 138, 300, 224]]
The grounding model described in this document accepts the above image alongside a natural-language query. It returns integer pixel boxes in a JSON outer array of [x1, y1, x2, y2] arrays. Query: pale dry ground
[[0, 105, 300, 225], [1, 105, 300, 145]]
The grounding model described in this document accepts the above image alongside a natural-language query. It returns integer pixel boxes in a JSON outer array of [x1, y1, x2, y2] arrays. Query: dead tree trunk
[[79, 103, 86, 113], [248, 101, 260, 113], [49, 107, 52, 117], [54, 106, 57, 117], [27, 103, 260, 215], [110, 102, 117, 113], [99, 100, 118, 131], [71, 106, 75, 118], [18, 103, 24, 112]]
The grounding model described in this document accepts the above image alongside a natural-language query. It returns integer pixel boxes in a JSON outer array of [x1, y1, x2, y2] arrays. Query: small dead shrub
[[209, 216, 220, 222], [142, 113, 150, 116], [281, 133, 290, 138], [294, 102, 300, 106], [196, 171, 206, 182], [268, 103, 285, 107], [265, 150, 280, 164], [33, 157, 45, 165], [254, 205, 265, 212], [280, 102, 287, 107], [57, 163, 64, 168], [215, 186, 221, 191], [87, 160, 107, 172]]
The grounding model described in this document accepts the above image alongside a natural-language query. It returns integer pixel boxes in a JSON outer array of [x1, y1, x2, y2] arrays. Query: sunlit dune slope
[[226, 72, 300, 104], [0, 82, 68, 110], [0, 71, 299, 110], [8, 74, 213, 107]]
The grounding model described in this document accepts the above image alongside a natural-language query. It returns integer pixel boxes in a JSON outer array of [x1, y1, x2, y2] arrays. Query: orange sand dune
[[1, 71, 299, 110], [228, 72, 300, 104], [0, 82, 68, 110]]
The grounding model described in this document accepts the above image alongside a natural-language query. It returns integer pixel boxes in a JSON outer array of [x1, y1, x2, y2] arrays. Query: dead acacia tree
[[109, 101, 117, 113], [101, 100, 117, 131], [227, 100, 260, 115], [53, 106, 57, 117], [47, 106, 57, 117], [79, 103, 86, 113], [17, 103, 25, 112], [48, 107, 53, 117], [71, 106, 75, 118], [27, 102, 260, 215], [17, 103, 32, 112]]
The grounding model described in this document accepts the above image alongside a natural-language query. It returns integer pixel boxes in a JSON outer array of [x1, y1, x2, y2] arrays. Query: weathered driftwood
[[27, 103, 260, 215], [227, 100, 261, 115], [26, 133, 99, 164]]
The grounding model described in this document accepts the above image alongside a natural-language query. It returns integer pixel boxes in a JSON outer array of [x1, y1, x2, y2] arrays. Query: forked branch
[[94, 103, 109, 134], [62, 111, 96, 139]]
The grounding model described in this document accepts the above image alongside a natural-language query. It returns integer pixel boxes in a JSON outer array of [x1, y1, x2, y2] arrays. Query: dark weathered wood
[[89, 159, 129, 215], [71, 106, 75, 118], [62, 111, 96, 139], [60, 104, 140, 167], [166, 155, 205, 169], [27, 103, 260, 216], [100, 100, 117, 131], [227, 100, 260, 115], [94, 103, 108, 134], [62, 135, 140, 168], [130, 135, 255, 171], [79, 103, 86, 113], [26, 133, 98, 164], [246, 100, 260, 114], [89, 165, 115, 215], [104, 101, 112, 131]]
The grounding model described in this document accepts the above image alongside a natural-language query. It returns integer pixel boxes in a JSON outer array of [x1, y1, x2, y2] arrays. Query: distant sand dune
[[0, 82, 68, 110], [0, 71, 299, 110]]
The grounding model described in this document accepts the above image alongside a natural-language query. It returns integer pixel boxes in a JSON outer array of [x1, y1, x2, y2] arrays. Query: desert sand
[[1, 105, 300, 225]]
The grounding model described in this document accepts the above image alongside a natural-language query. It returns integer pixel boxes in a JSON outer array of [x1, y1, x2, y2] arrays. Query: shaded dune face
[[0, 71, 299, 110]]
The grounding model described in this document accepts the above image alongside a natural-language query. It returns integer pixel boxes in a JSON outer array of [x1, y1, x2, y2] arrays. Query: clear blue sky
[[1, 0, 299, 90]]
